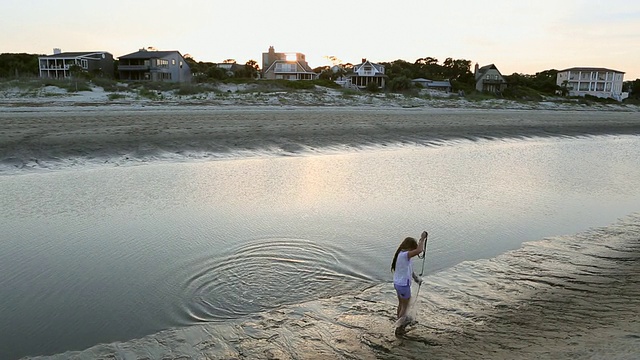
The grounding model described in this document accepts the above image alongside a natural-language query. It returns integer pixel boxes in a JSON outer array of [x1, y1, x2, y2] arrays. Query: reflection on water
[[1, 135, 640, 359]]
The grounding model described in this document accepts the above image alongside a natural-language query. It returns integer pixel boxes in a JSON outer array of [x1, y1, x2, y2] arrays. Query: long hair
[[391, 237, 418, 272]]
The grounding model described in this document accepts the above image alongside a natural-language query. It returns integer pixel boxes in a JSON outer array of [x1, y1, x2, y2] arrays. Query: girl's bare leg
[[398, 297, 410, 319]]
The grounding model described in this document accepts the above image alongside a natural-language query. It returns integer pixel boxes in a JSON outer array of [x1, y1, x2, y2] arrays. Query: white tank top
[[393, 251, 413, 286]]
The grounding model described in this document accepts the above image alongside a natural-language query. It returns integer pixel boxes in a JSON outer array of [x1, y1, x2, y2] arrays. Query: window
[[276, 63, 296, 72]]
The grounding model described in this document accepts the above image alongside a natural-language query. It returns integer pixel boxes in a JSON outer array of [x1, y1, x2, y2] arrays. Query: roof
[[412, 78, 451, 87], [475, 64, 505, 81], [119, 50, 184, 59], [353, 60, 384, 73], [557, 67, 625, 74], [478, 64, 497, 72], [263, 59, 314, 73], [40, 51, 111, 59], [428, 80, 452, 87]]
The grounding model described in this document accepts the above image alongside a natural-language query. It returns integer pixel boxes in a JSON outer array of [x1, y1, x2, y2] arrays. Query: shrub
[[91, 78, 121, 92], [176, 85, 207, 95], [138, 87, 162, 100], [108, 93, 127, 100], [502, 85, 543, 101], [365, 81, 381, 93], [279, 80, 315, 90], [387, 76, 412, 92]]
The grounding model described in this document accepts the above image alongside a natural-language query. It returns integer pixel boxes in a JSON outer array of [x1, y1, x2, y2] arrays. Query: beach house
[[556, 67, 627, 101], [474, 64, 507, 93], [347, 59, 386, 90], [118, 49, 191, 83], [411, 78, 452, 92], [39, 49, 114, 79], [261, 46, 317, 80]]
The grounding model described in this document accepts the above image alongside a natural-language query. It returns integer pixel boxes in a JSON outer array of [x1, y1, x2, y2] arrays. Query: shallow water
[[1, 135, 640, 359]]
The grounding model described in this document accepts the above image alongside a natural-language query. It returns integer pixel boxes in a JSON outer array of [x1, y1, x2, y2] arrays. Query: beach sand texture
[[2, 107, 640, 174]]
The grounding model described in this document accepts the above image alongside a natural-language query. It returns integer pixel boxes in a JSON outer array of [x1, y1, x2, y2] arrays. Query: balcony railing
[[40, 65, 71, 70], [118, 65, 150, 71]]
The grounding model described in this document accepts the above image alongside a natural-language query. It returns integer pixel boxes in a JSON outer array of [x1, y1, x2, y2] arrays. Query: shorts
[[394, 283, 411, 299]]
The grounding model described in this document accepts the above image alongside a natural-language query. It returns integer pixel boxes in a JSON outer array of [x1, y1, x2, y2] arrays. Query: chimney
[[362, 58, 367, 63], [474, 63, 479, 75], [53, 48, 61, 55]]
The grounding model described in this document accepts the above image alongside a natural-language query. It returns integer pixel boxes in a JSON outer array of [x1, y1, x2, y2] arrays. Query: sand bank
[[2, 106, 640, 174]]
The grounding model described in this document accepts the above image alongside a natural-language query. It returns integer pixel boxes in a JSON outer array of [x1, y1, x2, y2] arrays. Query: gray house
[[118, 49, 191, 83], [474, 63, 507, 93], [411, 78, 452, 92], [39, 49, 114, 78]]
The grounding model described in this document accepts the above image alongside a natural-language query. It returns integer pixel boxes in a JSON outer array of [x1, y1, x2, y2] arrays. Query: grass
[[107, 93, 127, 101]]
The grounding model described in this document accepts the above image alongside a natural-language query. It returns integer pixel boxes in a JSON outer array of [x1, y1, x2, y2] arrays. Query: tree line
[[1, 52, 638, 100]]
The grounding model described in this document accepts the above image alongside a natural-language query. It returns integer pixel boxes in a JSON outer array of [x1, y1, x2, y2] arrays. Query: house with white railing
[[556, 67, 627, 101], [261, 46, 317, 80], [347, 59, 386, 89], [39, 49, 114, 78]]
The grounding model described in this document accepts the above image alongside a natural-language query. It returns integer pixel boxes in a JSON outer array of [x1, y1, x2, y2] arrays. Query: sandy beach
[[2, 93, 640, 175]]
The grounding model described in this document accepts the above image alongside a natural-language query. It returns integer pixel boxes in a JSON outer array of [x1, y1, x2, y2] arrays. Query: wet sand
[[2, 107, 640, 174]]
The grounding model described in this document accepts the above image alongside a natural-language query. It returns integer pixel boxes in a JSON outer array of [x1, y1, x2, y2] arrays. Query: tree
[[415, 57, 438, 66], [246, 59, 259, 71], [0, 53, 40, 78], [69, 64, 86, 78], [442, 58, 472, 81], [387, 75, 413, 92], [626, 79, 640, 99], [504, 69, 560, 97]]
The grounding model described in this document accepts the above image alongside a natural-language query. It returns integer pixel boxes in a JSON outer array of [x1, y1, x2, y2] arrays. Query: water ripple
[[171, 237, 376, 324]]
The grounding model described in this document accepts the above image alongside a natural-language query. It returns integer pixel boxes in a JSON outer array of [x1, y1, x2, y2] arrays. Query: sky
[[3, 0, 640, 79]]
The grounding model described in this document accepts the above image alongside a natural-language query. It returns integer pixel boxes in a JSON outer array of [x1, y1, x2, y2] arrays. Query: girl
[[391, 231, 428, 333]]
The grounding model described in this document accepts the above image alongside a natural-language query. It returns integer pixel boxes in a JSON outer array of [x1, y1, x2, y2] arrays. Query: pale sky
[[3, 0, 640, 79]]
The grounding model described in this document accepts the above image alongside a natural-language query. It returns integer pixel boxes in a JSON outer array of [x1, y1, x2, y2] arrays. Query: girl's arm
[[407, 231, 428, 258]]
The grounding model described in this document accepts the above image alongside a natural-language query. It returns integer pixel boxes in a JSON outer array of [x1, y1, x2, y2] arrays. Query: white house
[[556, 67, 627, 101], [39, 49, 114, 79], [347, 59, 386, 89]]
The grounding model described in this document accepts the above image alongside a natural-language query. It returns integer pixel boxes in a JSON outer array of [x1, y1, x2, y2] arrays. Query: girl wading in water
[[391, 231, 428, 335]]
